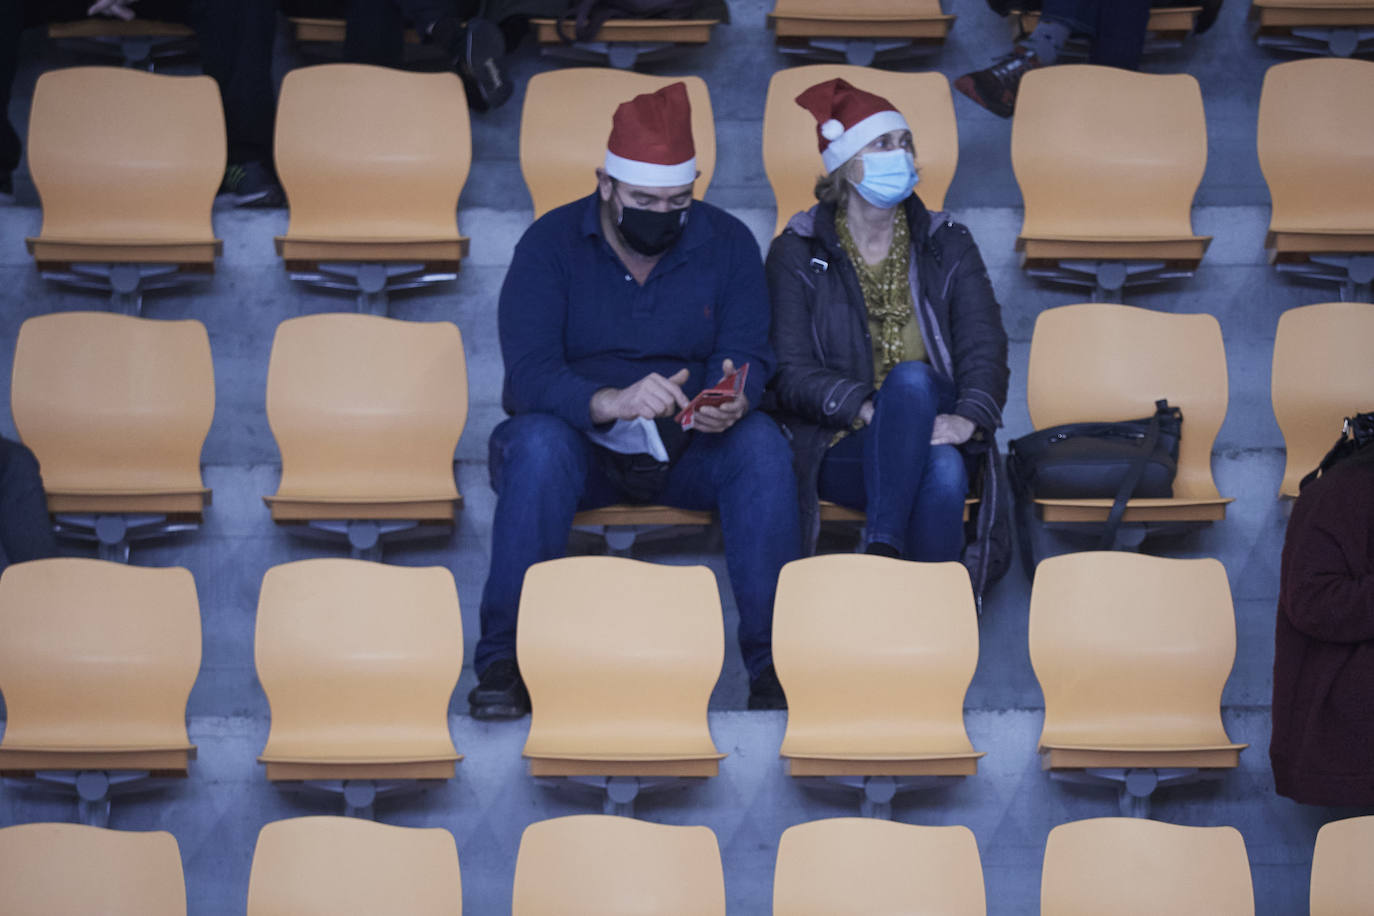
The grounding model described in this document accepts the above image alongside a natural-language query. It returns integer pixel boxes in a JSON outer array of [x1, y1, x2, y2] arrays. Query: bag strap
[[1098, 399, 1171, 549]]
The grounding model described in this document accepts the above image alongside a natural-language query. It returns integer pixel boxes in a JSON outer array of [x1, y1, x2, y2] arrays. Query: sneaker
[[747, 664, 787, 711], [433, 15, 513, 113], [219, 161, 285, 208], [953, 46, 1043, 119], [468, 658, 531, 719]]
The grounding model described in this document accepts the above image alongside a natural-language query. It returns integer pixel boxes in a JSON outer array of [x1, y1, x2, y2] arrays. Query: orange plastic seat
[[527, 16, 718, 56], [763, 65, 957, 239], [262, 313, 466, 524], [1041, 818, 1254, 915], [11, 311, 214, 519], [286, 17, 422, 45], [0, 558, 200, 774], [773, 818, 986, 916], [774, 555, 983, 778], [767, 0, 955, 63], [1250, 0, 1374, 55], [1010, 7, 1204, 45], [24, 67, 223, 269], [1030, 552, 1246, 772], [519, 556, 724, 779], [255, 559, 463, 782], [247, 817, 461, 916], [513, 815, 725, 916], [1272, 302, 1374, 497], [520, 69, 715, 219], [1025, 303, 1232, 526], [0, 823, 186, 916], [1310, 815, 1374, 916]]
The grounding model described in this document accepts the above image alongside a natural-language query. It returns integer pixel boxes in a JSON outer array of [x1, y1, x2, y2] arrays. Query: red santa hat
[[604, 81, 697, 187], [795, 78, 910, 174]]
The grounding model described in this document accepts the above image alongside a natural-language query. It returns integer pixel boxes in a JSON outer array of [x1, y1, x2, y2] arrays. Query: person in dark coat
[[1271, 440, 1374, 805], [0, 436, 57, 574], [764, 78, 1010, 598]]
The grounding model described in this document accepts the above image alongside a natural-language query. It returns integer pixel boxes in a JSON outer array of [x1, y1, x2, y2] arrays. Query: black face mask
[[617, 203, 689, 257]]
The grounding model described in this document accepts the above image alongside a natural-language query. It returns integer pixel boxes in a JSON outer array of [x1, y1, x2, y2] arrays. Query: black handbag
[[1007, 399, 1182, 569]]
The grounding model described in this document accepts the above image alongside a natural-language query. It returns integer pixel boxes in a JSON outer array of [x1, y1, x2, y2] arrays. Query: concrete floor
[[2, 0, 1372, 912]]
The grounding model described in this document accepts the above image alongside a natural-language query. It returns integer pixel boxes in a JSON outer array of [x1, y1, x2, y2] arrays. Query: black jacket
[[763, 195, 1012, 598]]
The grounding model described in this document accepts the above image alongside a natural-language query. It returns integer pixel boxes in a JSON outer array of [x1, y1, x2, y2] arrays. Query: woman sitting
[[765, 78, 1009, 580]]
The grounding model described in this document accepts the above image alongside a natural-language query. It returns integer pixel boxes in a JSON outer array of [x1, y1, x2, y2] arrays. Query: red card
[[676, 363, 749, 429]]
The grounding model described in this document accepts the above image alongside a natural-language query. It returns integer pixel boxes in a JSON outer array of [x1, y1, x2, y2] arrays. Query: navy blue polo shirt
[[498, 191, 774, 431]]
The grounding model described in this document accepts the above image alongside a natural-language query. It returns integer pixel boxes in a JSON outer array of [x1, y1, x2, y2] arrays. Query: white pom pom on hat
[[820, 119, 844, 141]]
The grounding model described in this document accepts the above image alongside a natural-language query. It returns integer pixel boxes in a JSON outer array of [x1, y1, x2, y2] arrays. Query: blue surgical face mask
[[848, 149, 919, 209]]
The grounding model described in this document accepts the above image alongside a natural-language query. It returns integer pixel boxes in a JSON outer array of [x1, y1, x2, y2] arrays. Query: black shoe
[[219, 161, 285, 208], [468, 658, 531, 719], [433, 15, 513, 112], [953, 46, 1042, 119], [748, 664, 787, 711]]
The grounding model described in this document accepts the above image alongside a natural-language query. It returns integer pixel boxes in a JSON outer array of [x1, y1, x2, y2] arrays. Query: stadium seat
[[0, 822, 187, 915], [274, 64, 470, 315], [11, 311, 214, 561], [1012, 66, 1210, 300], [246, 816, 461, 915], [766, 0, 955, 66], [512, 815, 726, 915], [773, 818, 986, 915], [254, 559, 463, 817], [1272, 302, 1374, 496], [1023, 303, 1231, 544], [773, 555, 983, 818], [262, 313, 466, 559], [518, 556, 724, 816], [527, 16, 719, 69], [520, 69, 715, 219], [1030, 553, 1246, 817], [1041, 818, 1254, 915], [24, 67, 224, 315], [1310, 815, 1374, 916], [286, 16, 423, 50], [1257, 58, 1374, 302], [0, 559, 201, 826], [763, 65, 958, 239], [1249, 0, 1374, 57], [1007, 6, 1206, 56], [46, 18, 197, 70]]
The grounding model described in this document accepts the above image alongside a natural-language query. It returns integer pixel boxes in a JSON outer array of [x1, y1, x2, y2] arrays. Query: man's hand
[[590, 368, 690, 424], [931, 413, 976, 446], [88, 0, 140, 20], [692, 358, 749, 434]]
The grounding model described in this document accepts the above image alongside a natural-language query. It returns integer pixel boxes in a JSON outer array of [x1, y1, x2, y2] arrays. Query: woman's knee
[[877, 361, 944, 413]]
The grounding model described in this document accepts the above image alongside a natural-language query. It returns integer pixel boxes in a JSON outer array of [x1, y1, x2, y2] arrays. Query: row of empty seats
[[13, 301, 1371, 560], [20, 59, 1374, 315], [0, 551, 1243, 822], [6, 813, 1374, 913]]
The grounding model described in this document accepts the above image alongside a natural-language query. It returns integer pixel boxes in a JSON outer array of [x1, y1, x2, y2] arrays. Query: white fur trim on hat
[[604, 149, 697, 187], [821, 109, 910, 174]]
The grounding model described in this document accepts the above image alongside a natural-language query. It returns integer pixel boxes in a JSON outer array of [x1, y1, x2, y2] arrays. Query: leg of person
[[344, 0, 407, 67], [657, 411, 801, 709], [0, 438, 58, 574], [0, 0, 24, 198], [904, 444, 969, 563], [953, 0, 1092, 118], [392, 0, 511, 111], [1086, 0, 1151, 70]]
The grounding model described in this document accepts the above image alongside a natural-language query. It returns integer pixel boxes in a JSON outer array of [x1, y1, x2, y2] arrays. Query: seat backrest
[[255, 559, 461, 761], [265, 314, 466, 501], [518, 556, 722, 761], [28, 67, 223, 243], [1258, 58, 1374, 235], [1012, 65, 1206, 240], [1311, 815, 1374, 916], [1041, 818, 1254, 915], [275, 64, 470, 242], [770, 0, 948, 16], [11, 311, 214, 495], [0, 823, 186, 916], [512, 815, 725, 915], [773, 555, 977, 757], [763, 65, 957, 239], [773, 818, 985, 916], [1026, 303, 1227, 500], [1272, 302, 1374, 497], [0, 558, 199, 752], [1029, 552, 1236, 751], [520, 69, 715, 219], [247, 816, 461, 916]]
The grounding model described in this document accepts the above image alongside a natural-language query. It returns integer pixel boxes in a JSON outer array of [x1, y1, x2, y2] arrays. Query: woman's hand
[[857, 399, 875, 427], [931, 413, 975, 446]]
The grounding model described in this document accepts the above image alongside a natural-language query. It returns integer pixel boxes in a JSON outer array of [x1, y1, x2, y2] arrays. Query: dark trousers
[[343, 0, 477, 66], [1042, 0, 1153, 69], [0, 438, 57, 573]]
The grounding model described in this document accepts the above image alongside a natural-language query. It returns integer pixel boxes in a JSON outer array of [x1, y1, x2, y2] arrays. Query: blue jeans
[[817, 361, 967, 562], [1041, 0, 1152, 69], [476, 410, 800, 679]]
